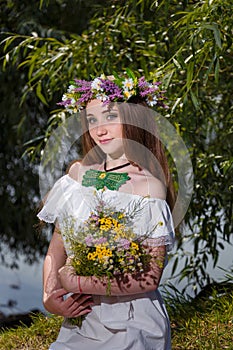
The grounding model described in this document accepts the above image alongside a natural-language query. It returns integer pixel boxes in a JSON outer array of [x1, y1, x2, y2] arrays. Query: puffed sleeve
[[131, 198, 175, 253], [37, 175, 75, 224]]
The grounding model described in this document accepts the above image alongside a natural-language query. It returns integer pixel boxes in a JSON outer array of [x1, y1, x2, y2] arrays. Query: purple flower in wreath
[[58, 69, 168, 113]]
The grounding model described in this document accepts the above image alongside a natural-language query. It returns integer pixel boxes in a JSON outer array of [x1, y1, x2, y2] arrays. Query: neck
[[104, 157, 131, 172], [105, 154, 128, 167]]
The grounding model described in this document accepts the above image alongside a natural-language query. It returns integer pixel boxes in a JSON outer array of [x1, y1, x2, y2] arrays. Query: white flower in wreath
[[123, 89, 136, 100], [91, 78, 103, 92], [149, 82, 159, 91], [146, 95, 158, 107], [61, 94, 68, 101], [122, 78, 134, 91], [67, 85, 76, 93], [96, 93, 108, 102]]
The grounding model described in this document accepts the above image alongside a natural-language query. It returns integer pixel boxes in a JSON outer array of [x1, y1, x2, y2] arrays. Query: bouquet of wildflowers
[[62, 191, 162, 326]]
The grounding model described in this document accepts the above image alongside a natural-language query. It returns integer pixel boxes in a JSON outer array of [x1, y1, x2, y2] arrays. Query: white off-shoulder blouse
[[38, 174, 174, 350]]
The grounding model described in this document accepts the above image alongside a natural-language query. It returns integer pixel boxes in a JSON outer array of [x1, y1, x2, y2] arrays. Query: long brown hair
[[80, 99, 176, 210]]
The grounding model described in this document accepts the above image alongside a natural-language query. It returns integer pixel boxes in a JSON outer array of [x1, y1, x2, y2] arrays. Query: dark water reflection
[[0, 257, 44, 316]]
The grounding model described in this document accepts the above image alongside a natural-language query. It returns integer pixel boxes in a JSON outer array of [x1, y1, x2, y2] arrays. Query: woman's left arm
[[59, 245, 166, 296]]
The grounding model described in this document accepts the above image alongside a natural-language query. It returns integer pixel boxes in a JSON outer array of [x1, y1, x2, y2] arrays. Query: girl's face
[[86, 99, 124, 159]]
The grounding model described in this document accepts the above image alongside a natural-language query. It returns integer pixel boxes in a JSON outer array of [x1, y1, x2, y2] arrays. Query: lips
[[99, 138, 113, 144]]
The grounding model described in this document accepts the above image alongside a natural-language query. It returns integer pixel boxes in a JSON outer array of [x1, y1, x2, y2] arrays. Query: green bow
[[82, 169, 130, 191]]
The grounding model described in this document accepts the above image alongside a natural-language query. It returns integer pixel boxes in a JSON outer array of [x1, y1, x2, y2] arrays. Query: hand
[[43, 288, 94, 318]]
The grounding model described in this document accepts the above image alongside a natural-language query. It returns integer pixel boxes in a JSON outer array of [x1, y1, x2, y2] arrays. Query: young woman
[[38, 72, 175, 350]]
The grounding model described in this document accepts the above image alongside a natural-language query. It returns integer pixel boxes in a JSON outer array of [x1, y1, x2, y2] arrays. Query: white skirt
[[49, 290, 171, 350]]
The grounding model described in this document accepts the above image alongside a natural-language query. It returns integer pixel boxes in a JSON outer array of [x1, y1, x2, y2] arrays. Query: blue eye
[[106, 114, 118, 121], [87, 117, 97, 125]]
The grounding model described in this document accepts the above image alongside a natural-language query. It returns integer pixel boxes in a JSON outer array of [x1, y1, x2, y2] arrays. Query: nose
[[95, 123, 108, 136]]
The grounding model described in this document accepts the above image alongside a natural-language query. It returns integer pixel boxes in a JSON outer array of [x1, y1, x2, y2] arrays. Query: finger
[[69, 303, 93, 317], [65, 294, 93, 308], [59, 265, 75, 275], [66, 298, 94, 315], [52, 288, 70, 298], [71, 294, 93, 303], [70, 299, 94, 312], [71, 307, 92, 317], [64, 295, 93, 311], [66, 256, 73, 265]]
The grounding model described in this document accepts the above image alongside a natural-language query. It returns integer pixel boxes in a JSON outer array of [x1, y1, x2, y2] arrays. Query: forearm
[[60, 246, 166, 296], [42, 229, 94, 317], [81, 263, 163, 296], [43, 255, 64, 300], [43, 229, 67, 303]]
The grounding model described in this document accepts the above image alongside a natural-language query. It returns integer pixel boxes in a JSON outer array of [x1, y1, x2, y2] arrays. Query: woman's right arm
[[59, 245, 166, 296], [43, 228, 93, 317]]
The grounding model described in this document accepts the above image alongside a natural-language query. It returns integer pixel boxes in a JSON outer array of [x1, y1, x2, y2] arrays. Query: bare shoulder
[[129, 168, 166, 200], [67, 160, 82, 181], [146, 175, 166, 200], [67, 161, 100, 182]]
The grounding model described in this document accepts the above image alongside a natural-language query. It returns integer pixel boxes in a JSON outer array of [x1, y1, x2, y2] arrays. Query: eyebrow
[[86, 109, 118, 117]]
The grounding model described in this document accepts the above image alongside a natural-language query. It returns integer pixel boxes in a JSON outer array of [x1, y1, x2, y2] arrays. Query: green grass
[[167, 291, 233, 349], [0, 314, 62, 350], [0, 292, 232, 350]]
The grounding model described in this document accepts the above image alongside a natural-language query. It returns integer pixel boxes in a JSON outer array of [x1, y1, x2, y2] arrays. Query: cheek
[[114, 124, 123, 138], [88, 128, 96, 141]]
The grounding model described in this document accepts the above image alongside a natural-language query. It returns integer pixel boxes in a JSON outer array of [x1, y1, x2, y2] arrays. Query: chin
[[98, 144, 124, 158]]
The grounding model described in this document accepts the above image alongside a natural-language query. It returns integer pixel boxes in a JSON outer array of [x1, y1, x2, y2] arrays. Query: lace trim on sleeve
[[37, 207, 56, 224], [144, 235, 174, 252]]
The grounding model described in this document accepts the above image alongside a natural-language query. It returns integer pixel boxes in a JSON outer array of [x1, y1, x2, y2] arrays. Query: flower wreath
[[58, 69, 167, 113]]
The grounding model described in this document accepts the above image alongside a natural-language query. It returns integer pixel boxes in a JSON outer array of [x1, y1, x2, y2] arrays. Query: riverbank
[[0, 290, 232, 350]]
